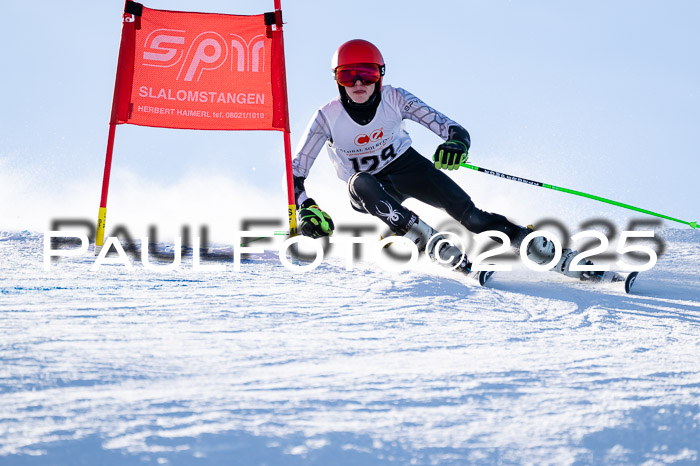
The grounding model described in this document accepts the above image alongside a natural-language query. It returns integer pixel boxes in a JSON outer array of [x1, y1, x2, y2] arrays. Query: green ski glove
[[298, 198, 334, 238], [433, 139, 469, 170]]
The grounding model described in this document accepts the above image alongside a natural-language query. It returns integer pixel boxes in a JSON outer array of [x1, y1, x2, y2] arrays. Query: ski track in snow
[[0, 230, 699, 465]]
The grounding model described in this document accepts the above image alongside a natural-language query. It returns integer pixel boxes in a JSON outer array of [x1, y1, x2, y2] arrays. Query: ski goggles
[[334, 63, 384, 87]]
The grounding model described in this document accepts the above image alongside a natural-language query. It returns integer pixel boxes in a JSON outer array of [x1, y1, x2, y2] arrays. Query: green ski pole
[[240, 230, 291, 246], [460, 163, 697, 229]]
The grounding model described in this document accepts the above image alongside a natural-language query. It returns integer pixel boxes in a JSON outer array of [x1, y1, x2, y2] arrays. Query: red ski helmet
[[332, 39, 385, 87]]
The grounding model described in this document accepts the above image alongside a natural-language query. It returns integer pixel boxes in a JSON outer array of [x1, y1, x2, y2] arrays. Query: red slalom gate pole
[[96, 123, 117, 248], [272, 0, 297, 238], [96, 3, 137, 249]]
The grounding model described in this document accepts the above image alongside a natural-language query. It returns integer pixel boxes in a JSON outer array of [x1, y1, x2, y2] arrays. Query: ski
[[457, 269, 495, 287], [471, 269, 638, 293], [478, 270, 495, 286], [579, 270, 639, 294], [624, 272, 640, 294]]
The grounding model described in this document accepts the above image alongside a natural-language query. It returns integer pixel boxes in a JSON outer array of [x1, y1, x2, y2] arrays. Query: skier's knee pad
[[348, 172, 383, 213], [348, 172, 381, 199]]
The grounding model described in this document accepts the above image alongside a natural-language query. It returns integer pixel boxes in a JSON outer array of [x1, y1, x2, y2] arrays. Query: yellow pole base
[[96, 207, 107, 248], [288, 204, 298, 237]]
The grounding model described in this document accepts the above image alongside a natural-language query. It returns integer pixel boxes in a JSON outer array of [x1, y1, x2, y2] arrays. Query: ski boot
[[521, 226, 624, 282], [524, 234, 584, 278], [403, 217, 462, 263], [402, 216, 493, 285]]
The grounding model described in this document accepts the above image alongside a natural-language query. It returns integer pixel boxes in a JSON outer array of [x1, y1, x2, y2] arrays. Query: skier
[[291, 39, 600, 281]]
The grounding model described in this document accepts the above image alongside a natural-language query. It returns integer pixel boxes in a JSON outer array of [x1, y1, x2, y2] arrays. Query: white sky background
[[0, 0, 698, 240]]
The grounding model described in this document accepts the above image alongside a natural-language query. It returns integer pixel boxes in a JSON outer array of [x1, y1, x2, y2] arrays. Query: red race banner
[[112, 2, 287, 131]]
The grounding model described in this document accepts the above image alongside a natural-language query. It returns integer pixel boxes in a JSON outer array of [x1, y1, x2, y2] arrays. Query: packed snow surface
[[0, 229, 699, 465]]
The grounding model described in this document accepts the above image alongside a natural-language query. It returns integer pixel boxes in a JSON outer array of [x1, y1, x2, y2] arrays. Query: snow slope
[[0, 229, 699, 465]]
